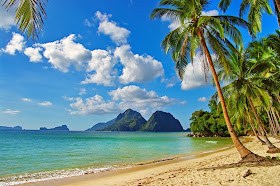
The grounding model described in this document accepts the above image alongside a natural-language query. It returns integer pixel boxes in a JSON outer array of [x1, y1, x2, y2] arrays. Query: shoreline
[[1, 134, 233, 186], [22, 136, 280, 185], [19, 137, 257, 186]]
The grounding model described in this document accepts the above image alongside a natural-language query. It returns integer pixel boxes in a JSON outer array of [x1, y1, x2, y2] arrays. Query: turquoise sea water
[[0, 131, 233, 185]]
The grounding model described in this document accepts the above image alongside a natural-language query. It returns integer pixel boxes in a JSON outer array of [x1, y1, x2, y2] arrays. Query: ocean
[[0, 131, 233, 185]]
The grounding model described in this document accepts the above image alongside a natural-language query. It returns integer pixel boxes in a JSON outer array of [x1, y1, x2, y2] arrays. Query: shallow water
[[0, 131, 233, 185]]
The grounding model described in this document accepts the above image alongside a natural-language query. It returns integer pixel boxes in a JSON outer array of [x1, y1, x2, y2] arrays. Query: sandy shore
[[25, 137, 280, 186]]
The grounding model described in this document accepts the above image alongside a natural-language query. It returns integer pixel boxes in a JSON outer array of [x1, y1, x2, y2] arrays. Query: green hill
[[101, 109, 147, 131], [85, 118, 116, 131], [141, 111, 183, 132]]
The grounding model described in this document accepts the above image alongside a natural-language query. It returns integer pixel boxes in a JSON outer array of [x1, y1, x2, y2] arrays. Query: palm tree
[[1, 0, 48, 40], [251, 35, 280, 138], [151, 0, 262, 161], [247, 111, 266, 145], [218, 0, 273, 35], [216, 45, 280, 153], [273, 0, 280, 26]]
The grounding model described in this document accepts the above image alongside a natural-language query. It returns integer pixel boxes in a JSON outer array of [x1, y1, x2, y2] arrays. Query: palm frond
[[239, 0, 250, 18], [150, 8, 182, 20], [218, 0, 232, 12], [2, 0, 48, 40]]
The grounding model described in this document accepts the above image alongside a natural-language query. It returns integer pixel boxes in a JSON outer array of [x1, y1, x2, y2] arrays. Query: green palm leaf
[[1, 0, 48, 40]]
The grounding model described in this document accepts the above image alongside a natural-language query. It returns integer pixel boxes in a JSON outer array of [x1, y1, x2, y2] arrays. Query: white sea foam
[[0, 165, 126, 185]]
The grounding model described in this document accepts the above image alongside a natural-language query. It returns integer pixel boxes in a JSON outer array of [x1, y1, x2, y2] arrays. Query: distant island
[[85, 119, 116, 131], [86, 109, 184, 132], [40, 125, 69, 131], [0, 126, 23, 131]]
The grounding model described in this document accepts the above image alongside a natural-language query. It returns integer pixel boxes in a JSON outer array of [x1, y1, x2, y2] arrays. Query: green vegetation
[[190, 101, 229, 137], [101, 109, 147, 131], [266, 156, 280, 161], [152, 0, 280, 161], [218, 0, 273, 35], [151, 0, 254, 159], [98, 109, 184, 132], [141, 111, 184, 132], [189, 30, 280, 153], [86, 119, 116, 131], [1, 0, 48, 40], [3, 0, 280, 161]]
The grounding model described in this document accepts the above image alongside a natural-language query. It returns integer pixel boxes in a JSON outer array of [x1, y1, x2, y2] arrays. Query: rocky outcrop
[[186, 133, 223, 137]]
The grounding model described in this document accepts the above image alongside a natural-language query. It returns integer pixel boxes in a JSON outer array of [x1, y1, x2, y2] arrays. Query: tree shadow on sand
[[198, 155, 280, 171]]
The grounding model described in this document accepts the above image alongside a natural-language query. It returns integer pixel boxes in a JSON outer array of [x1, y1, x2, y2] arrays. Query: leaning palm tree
[[1, 0, 48, 40], [250, 36, 280, 138], [215, 45, 280, 153], [272, 0, 280, 26], [218, 0, 273, 35], [151, 0, 262, 161]]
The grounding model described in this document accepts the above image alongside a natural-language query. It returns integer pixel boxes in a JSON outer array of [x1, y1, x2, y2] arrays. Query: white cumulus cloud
[[22, 98, 32, 102], [69, 95, 120, 115], [1, 32, 25, 55], [36, 34, 92, 72], [3, 109, 20, 114], [198, 97, 208, 102], [38, 101, 53, 107], [96, 11, 130, 45], [0, 5, 16, 30], [67, 85, 179, 115], [181, 52, 213, 90], [161, 77, 179, 88], [24, 47, 43, 62], [81, 49, 117, 86], [114, 45, 164, 84], [78, 88, 86, 95], [202, 10, 219, 16], [84, 18, 94, 27], [109, 85, 175, 109]]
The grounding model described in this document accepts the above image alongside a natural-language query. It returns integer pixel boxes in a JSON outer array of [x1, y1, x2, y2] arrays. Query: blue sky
[[0, 0, 278, 130]]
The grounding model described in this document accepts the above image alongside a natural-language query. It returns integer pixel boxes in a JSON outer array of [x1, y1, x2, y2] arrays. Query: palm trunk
[[276, 109, 280, 122], [248, 113, 266, 145], [275, 0, 280, 13], [199, 32, 253, 159], [275, 0, 280, 26], [276, 109, 280, 137], [271, 108, 280, 133], [269, 122, 272, 136], [267, 109, 278, 136], [248, 98, 280, 153], [243, 117, 247, 135], [258, 126, 263, 136]]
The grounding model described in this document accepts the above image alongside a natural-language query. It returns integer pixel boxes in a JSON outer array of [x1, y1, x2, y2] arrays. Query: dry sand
[[26, 137, 280, 186]]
